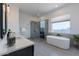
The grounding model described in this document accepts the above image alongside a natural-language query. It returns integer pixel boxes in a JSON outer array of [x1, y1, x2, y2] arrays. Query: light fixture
[[3, 4, 10, 13], [56, 5, 58, 7], [3, 4, 5, 12]]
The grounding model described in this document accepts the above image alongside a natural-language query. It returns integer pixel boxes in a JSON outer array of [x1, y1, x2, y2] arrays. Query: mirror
[[3, 3, 7, 36], [0, 3, 7, 39]]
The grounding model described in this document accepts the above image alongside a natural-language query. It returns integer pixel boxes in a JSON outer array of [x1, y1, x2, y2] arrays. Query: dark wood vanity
[[0, 37, 34, 56], [4, 45, 34, 56]]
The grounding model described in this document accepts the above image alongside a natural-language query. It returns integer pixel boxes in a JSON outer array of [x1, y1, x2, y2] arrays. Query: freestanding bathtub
[[46, 36, 70, 49]]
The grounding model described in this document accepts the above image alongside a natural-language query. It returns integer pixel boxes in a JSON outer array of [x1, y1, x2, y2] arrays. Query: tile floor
[[30, 38, 79, 56]]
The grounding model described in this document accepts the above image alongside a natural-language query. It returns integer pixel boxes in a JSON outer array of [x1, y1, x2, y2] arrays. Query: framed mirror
[[0, 3, 7, 39], [3, 3, 7, 36]]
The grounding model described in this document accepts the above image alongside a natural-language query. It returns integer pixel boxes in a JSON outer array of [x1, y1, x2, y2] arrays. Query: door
[[40, 20, 48, 38], [30, 21, 40, 38]]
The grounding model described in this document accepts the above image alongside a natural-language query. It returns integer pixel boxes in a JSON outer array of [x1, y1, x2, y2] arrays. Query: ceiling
[[16, 3, 66, 17]]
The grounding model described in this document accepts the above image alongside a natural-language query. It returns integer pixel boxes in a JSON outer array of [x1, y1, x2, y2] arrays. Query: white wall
[[43, 4, 79, 34], [19, 10, 39, 38], [7, 4, 40, 38], [7, 4, 20, 35]]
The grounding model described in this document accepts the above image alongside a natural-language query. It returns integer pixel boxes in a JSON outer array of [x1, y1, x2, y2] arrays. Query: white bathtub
[[46, 36, 70, 49]]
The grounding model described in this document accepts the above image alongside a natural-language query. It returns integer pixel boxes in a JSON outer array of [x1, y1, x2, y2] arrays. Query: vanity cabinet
[[0, 37, 34, 56], [4, 45, 34, 56]]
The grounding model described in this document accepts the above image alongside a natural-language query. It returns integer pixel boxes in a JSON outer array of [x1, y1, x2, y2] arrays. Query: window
[[40, 20, 45, 32], [40, 20, 45, 28], [51, 21, 70, 33]]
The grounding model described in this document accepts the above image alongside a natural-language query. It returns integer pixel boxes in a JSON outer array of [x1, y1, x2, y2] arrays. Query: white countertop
[[0, 37, 34, 56]]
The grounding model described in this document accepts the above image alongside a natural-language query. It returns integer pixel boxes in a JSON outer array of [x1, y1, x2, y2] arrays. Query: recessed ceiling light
[[56, 5, 58, 7]]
